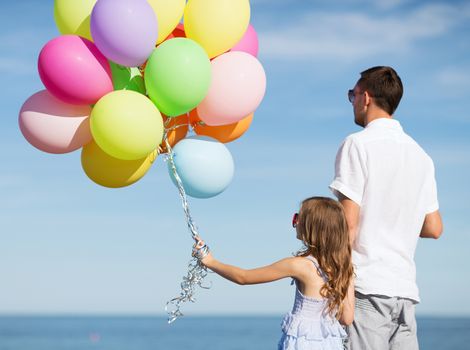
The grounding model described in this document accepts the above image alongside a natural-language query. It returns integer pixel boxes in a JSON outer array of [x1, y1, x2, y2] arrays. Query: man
[[329, 66, 443, 350]]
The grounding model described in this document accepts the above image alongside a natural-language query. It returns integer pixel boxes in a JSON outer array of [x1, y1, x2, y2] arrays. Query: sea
[[0, 315, 469, 350]]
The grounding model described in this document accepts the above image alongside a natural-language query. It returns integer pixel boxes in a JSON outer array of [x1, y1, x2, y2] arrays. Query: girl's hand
[[193, 237, 213, 266], [200, 251, 214, 266]]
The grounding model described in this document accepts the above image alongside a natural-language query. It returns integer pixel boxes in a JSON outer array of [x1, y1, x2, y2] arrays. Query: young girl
[[193, 196, 355, 350]]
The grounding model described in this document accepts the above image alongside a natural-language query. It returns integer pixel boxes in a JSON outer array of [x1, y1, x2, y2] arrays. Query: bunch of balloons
[[19, 0, 266, 199]]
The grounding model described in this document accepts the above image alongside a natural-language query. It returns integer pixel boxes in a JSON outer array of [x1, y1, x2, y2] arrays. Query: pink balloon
[[19, 90, 93, 154], [197, 51, 266, 126], [38, 35, 113, 105], [230, 24, 259, 57]]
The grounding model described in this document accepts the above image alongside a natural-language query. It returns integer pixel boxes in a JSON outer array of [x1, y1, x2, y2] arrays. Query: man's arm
[[420, 210, 443, 239], [337, 193, 360, 245], [339, 278, 355, 326]]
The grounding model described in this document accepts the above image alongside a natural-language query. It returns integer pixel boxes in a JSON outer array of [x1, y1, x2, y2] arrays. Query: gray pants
[[345, 292, 419, 350]]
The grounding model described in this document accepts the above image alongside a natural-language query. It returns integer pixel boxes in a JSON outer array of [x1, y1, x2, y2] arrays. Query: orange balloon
[[165, 23, 186, 40], [160, 114, 189, 153], [139, 61, 147, 77], [189, 109, 253, 143]]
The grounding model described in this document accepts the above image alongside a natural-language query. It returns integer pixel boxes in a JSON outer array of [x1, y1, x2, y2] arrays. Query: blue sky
[[1, 0, 469, 317]]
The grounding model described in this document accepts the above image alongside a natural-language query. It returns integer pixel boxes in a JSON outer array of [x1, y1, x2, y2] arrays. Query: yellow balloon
[[81, 141, 157, 188], [184, 0, 250, 58], [54, 0, 97, 41], [148, 0, 186, 44], [91, 90, 164, 160]]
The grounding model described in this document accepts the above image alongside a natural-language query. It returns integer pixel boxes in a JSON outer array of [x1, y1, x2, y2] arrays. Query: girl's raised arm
[[201, 253, 303, 286]]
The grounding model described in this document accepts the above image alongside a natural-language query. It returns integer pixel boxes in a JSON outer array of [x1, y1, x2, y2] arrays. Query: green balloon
[[109, 62, 146, 95], [144, 38, 211, 117]]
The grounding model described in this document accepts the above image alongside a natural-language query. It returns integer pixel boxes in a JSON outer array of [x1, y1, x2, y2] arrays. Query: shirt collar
[[365, 117, 402, 130]]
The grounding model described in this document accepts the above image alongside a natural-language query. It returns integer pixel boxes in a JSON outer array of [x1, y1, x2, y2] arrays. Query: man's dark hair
[[357, 66, 403, 115]]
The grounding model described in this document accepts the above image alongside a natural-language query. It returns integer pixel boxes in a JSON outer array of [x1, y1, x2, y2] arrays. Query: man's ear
[[364, 91, 372, 107]]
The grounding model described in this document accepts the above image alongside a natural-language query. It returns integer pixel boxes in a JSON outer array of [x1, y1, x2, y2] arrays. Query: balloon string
[[164, 137, 198, 237], [162, 114, 206, 135], [164, 123, 190, 133], [163, 132, 211, 324]]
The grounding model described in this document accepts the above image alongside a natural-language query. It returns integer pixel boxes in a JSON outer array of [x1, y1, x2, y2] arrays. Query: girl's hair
[[295, 196, 353, 318]]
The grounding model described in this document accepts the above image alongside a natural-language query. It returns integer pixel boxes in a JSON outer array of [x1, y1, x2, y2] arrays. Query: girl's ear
[[296, 227, 302, 240]]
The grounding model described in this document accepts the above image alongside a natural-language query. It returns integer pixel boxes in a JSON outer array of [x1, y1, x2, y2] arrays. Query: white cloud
[[0, 57, 35, 74], [430, 144, 470, 167], [373, 0, 410, 10], [411, 65, 470, 102], [258, 3, 470, 61], [0, 29, 48, 74], [252, 0, 410, 10], [435, 67, 470, 91], [0, 29, 50, 51], [0, 174, 31, 188]]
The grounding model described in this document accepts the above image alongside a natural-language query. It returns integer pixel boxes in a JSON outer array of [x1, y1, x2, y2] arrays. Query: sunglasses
[[348, 89, 357, 104], [292, 213, 299, 228], [348, 89, 375, 104]]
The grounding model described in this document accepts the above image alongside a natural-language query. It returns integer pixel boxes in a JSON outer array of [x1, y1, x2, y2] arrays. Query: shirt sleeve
[[329, 136, 367, 205], [424, 158, 439, 214]]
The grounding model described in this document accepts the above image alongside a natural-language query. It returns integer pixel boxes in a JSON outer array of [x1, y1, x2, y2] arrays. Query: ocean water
[[0, 315, 469, 350]]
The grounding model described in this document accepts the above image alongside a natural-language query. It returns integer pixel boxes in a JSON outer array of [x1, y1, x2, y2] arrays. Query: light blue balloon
[[168, 136, 234, 199]]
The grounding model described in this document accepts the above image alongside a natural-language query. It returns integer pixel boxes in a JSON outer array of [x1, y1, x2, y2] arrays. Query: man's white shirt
[[330, 118, 439, 302]]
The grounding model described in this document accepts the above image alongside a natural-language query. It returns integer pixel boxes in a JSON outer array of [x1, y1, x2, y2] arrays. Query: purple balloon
[[91, 0, 158, 67]]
